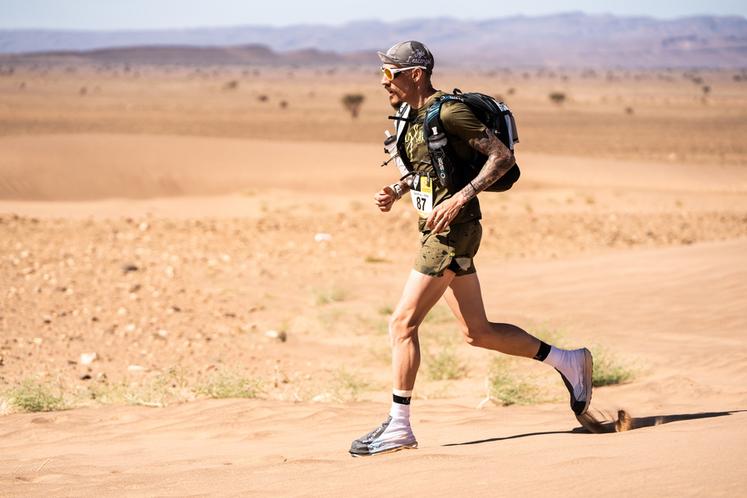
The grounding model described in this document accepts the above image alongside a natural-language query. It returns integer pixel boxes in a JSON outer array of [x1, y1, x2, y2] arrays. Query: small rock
[[156, 329, 168, 339], [80, 352, 97, 365], [128, 364, 146, 372], [314, 233, 332, 242], [122, 263, 139, 274], [80, 374, 92, 380], [265, 330, 287, 342]]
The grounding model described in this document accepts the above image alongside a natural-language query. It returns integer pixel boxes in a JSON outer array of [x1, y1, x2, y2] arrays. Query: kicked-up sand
[[1, 64, 746, 496]]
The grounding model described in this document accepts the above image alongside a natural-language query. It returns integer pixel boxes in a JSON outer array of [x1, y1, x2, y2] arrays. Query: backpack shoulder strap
[[393, 103, 410, 138], [423, 94, 467, 139]]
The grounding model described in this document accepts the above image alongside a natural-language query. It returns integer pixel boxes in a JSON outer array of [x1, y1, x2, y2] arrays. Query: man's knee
[[462, 325, 489, 348], [388, 312, 419, 344]]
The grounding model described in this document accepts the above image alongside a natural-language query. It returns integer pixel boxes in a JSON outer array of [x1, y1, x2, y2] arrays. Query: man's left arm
[[426, 128, 514, 233]]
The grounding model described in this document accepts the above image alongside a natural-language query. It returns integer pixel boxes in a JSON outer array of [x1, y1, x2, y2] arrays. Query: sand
[[1, 65, 746, 496]]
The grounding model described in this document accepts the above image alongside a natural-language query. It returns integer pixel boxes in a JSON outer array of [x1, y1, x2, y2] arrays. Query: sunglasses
[[381, 65, 426, 81]]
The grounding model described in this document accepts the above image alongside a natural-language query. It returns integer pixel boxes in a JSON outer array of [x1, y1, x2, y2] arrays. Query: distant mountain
[[0, 44, 368, 67], [1, 12, 745, 67]]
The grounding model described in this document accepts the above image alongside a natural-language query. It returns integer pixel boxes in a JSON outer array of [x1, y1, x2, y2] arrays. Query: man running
[[349, 41, 593, 457]]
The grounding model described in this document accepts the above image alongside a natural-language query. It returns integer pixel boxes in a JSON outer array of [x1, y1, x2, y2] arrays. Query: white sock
[[390, 389, 412, 422], [544, 346, 567, 370], [390, 401, 411, 420], [544, 346, 585, 395]]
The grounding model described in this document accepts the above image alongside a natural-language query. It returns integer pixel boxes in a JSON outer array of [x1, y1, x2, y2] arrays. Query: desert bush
[[7, 379, 65, 412], [425, 347, 467, 381], [548, 92, 567, 105], [223, 80, 239, 90], [341, 93, 365, 118], [591, 347, 635, 387], [257, 94, 269, 102], [330, 368, 370, 402], [487, 358, 540, 406], [197, 370, 262, 399], [313, 286, 348, 305], [125, 368, 192, 407], [279, 100, 288, 109], [625, 106, 634, 115]]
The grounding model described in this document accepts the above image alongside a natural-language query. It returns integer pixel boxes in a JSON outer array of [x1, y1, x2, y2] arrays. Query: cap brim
[[377, 51, 401, 66]]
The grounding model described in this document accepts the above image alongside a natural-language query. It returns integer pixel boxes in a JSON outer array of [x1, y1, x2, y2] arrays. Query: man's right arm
[[374, 180, 410, 212]]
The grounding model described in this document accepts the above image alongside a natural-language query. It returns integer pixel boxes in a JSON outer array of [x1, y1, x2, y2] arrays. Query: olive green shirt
[[403, 91, 486, 232]]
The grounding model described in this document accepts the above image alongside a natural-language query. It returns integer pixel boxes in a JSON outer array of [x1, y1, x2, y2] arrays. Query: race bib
[[410, 175, 433, 214]]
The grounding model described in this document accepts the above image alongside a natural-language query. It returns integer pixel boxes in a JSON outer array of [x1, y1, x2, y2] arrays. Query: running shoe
[[349, 416, 418, 457], [556, 348, 593, 416]]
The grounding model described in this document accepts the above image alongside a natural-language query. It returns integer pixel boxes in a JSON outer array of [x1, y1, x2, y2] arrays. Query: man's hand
[[425, 195, 464, 233], [374, 185, 397, 212]]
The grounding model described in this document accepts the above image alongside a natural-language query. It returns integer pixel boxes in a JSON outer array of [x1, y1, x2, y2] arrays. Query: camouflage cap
[[377, 40, 434, 71]]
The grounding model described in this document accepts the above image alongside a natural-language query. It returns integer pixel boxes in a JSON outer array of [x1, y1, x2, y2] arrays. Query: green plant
[[330, 369, 370, 402], [591, 347, 635, 387], [314, 286, 348, 305], [197, 370, 262, 399], [7, 379, 65, 412], [487, 359, 541, 406], [125, 367, 194, 407], [425, 347, 467, 381]]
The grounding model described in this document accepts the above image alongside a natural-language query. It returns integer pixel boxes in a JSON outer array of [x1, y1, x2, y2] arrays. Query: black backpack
[[392, 89, 520, 193]]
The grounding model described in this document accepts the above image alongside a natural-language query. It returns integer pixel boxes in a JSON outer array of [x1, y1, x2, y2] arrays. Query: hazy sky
[[2, 0, 745, 30]]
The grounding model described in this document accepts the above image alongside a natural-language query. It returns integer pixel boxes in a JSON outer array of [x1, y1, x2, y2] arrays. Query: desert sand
[[1, 64, 746, 496]]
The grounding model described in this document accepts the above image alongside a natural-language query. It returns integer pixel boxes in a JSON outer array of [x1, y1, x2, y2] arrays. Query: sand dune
[[2, 134, 746, 202]]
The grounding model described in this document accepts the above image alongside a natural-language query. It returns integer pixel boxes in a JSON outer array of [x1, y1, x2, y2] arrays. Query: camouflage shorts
[[414, 220, 482, 277]]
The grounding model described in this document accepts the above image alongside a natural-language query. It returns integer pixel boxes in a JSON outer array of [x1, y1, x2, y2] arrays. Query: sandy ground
[[1, 66, 747, 496]]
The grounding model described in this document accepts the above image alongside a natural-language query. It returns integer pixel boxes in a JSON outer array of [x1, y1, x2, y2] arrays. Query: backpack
[[390, 89, 520, 193]]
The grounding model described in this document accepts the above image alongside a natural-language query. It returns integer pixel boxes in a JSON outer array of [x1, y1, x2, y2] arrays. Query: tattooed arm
[[426, 128, 513, 232], [458, 129, 514, 203]]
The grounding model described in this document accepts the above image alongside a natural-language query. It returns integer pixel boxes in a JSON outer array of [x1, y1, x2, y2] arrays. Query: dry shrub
[[548, 91, 567, 105], [341, 93, 365, 118]]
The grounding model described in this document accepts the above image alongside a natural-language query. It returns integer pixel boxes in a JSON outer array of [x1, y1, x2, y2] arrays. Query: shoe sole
[[580, 348, 593, 416], [349, 442, 418, 458]]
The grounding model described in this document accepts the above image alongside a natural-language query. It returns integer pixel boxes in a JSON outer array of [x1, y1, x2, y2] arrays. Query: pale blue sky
[[1, 0, 745, 29]]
